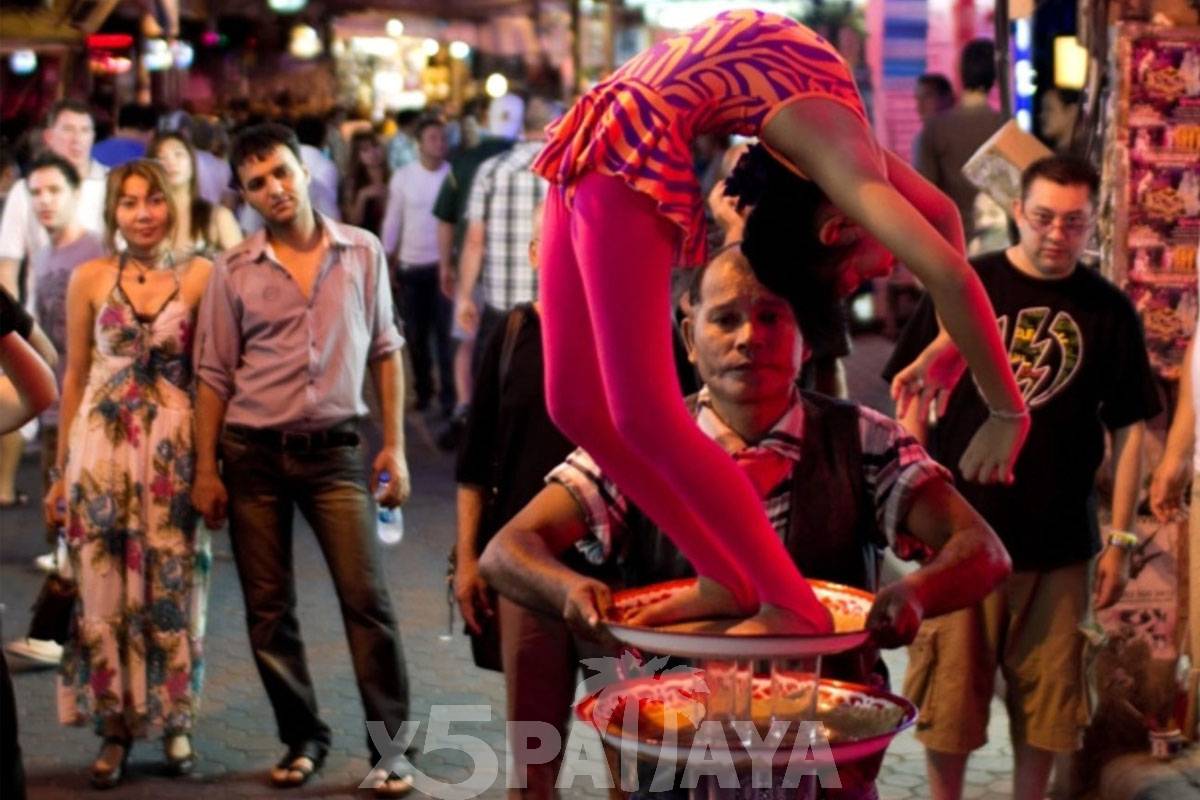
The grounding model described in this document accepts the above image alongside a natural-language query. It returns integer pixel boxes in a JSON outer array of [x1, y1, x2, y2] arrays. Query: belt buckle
[[281, 431, 312, 452]]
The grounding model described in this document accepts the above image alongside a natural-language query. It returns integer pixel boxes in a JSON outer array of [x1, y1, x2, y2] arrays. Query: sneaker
[[34, 552, 57, 574], [5, 637, 63, 665]]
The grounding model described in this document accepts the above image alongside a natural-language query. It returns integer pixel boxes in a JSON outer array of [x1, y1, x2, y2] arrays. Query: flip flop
[[0, 492, 29, 510], [270, 740, 327, 789]]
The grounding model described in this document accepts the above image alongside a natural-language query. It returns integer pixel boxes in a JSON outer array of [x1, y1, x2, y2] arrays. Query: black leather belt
[[226, 423, 360, 453]]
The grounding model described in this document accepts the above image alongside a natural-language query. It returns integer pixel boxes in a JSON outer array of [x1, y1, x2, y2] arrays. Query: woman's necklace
[[127, 251, 174, 283]]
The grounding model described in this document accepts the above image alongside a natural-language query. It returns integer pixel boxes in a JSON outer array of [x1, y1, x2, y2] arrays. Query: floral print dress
[[58, 261, 211, 737]]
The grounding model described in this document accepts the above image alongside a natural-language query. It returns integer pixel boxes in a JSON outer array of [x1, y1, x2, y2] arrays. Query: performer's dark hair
[[722, 144, 845, 339]]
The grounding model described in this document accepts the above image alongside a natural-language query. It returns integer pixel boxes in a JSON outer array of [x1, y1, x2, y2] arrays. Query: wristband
[[1107, 530, 1139, 551], [987, 404, 1030, 421]]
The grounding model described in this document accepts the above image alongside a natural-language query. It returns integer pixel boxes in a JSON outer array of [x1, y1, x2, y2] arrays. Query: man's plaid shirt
[[465, 140, 547, 310]]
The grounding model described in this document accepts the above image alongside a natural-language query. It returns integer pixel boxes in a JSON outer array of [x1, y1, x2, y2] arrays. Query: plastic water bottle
[[375, 470, 404, 546]]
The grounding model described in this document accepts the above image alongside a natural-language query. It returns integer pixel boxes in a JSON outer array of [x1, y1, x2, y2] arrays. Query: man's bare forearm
[[370, 350, 406, 451], [194, 381, 228, 475], [0, 259, 19, 298], [457, 485, 487, 563], [1111, 422, 1145, 532], [479, 526, 588, 616], [901, 479, 1012, 617]]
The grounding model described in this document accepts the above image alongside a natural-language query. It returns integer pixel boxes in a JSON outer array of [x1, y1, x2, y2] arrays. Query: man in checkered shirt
[[453, 97, 562, 358], [478, 245, 1012, 798]]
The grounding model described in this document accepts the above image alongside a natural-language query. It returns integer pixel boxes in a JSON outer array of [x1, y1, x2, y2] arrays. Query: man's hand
[[866, 580, 925, 648], [890, 335, 968, 423], [439, 267, 456, 300], [707, 179, 747, 241], [563, 578, 617, 645], [455, 296, 479, 335], [191, 470, 228, 529], [454, 555, 494, 635], [1150, 453, 1191, 522], [1093, 546, 1130, 610], [372, 447, 411, 507]]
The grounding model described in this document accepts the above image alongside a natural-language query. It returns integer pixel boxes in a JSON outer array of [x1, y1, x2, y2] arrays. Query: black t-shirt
[[882, 250, 1162, 572], [432, 137, 515, 253], [456, 305, 575, 549], [0, 288, 33, 340]]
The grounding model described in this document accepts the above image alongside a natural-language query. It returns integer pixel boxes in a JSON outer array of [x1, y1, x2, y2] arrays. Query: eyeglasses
[[1023, 208, 1093, 236]]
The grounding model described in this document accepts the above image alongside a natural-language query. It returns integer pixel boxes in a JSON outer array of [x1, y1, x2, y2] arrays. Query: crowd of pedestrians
[[0, 18, 1179, 800]]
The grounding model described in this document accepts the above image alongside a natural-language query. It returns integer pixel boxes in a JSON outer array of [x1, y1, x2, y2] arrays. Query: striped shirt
[[549, 386, 949, 566], [465, 140, 547, 310]]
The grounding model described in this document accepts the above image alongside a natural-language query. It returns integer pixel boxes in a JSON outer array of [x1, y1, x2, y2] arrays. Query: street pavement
[[0, 334, 1018, 799]]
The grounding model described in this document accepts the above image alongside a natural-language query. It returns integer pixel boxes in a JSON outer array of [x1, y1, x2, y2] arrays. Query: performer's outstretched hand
[[892, 333, 1029, 484], [959, 412, 1029, 485]]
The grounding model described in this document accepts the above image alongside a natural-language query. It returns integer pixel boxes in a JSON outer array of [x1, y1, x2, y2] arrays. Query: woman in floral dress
[[44, 159, 213, 788]]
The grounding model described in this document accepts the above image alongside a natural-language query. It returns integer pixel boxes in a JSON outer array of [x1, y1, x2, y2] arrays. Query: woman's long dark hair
[[147, 131, 214, 245], [722, 144, 847, 340]]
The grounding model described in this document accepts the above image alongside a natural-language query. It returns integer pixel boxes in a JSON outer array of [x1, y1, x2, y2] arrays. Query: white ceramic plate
[[605, 579, 875, 660]]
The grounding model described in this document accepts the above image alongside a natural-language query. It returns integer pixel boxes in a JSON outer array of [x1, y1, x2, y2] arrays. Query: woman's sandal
[[269, 740, 327, 789], [164, 733, 196, 776], [90, 736, 131, 790]]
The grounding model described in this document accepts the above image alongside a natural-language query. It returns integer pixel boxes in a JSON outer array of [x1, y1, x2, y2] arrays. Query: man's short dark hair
[[960, 39, 997, 92], [414, 116, 443, 141], [28, 152, 80, 188], [1020, 155, 1100, 203], [46, 99, 93, 128], [294, 115, 326, 149], [395, 109, 422, 129], [229, 123, 302, 186], [117, 103, 157, 132], [917, 73, 954, 102]]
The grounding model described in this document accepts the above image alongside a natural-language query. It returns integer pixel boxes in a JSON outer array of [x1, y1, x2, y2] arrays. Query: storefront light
[[289, 25, 322, 59], [268, 0, 307, 13], [386, 19, 404, 37], [485, 73, 509, 98], [352, 37, 399, 58], [144, 38, 173, 71], [171, 40, 194, 69], [1013, 19, 1035, 132], [1054, 36, 1088, 90], [90, 54, 133, 75], [9, 50, 37, 76], [449, 40, 470, 60], [422, 38, 441, 58]]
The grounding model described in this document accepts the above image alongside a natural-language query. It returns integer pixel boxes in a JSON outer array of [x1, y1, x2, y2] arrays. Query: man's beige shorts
[[902, 562, 1091, 754]]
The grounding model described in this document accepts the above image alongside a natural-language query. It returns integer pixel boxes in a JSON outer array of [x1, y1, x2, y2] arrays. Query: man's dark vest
[[618, 391, 885, 593], [614, 391, 888, 683]]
